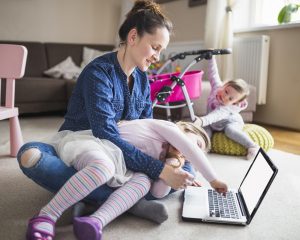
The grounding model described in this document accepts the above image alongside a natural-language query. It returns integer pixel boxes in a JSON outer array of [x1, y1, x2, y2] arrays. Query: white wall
[[0, 0, 121, 44], [0, 0, 205, 44], [236, 28, 300, 130], [161, 0, 206, 42]]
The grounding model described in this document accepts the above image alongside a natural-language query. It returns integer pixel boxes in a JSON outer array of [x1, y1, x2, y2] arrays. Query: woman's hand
[[159, 165, 194, 190], [192, 180, 202, 187], [210, 179, 228, 195]]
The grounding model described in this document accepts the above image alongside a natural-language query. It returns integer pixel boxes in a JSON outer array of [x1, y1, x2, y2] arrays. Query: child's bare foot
[[247, 146, 259, 160]]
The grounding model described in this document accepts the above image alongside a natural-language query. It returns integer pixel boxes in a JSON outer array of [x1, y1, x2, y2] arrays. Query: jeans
[[17, 142, 195, 203]]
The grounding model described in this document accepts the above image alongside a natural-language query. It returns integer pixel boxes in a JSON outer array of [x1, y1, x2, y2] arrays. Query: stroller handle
[[156, 48, 231, 74], [169, 48, 231, 61]]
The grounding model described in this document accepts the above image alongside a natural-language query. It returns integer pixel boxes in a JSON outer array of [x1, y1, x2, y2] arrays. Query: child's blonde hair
[[163, 121, 210, 169], [224, 78, 250, 102], [175, 121, 211, 152]]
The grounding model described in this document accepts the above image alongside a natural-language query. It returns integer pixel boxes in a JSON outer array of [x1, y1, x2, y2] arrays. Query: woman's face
[[131, 27, 170, 72]]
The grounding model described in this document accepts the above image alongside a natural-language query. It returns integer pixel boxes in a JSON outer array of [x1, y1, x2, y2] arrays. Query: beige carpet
[[1, 116, 299, 240]]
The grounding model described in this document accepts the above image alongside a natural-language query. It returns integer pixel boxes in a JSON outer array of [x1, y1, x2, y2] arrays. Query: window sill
[[234, 21, 300, 33]]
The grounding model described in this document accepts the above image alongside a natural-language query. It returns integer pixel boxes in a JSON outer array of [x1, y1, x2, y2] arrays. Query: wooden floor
[[260, 124, 300, 155]]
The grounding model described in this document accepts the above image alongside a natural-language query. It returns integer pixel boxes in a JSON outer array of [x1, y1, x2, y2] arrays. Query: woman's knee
[[20, 148, 42, 168]]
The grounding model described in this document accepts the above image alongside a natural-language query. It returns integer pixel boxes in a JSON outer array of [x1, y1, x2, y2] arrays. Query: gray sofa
[[0, 41, 114, 114]]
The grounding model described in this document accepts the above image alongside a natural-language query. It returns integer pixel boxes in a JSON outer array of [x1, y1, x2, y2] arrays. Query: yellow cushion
[[211, 124, 274, 156]]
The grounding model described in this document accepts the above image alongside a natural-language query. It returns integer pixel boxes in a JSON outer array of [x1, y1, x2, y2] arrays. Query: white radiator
[[233, 35, 270, 104]]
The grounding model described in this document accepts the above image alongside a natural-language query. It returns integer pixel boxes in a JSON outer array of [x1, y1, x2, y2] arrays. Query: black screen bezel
[[237, 148, 278, 224]]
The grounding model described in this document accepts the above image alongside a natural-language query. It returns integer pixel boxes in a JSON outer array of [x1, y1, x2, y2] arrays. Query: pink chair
[[0, 44, 27, 157]]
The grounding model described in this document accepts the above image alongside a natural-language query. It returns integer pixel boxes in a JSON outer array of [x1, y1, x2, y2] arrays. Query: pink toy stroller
[[149, 48, 231, 122]]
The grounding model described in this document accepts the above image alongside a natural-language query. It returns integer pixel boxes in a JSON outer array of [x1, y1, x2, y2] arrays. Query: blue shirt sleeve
[[82, 64, 164, 180]]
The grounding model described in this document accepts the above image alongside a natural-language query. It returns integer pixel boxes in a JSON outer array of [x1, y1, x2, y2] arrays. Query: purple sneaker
[[26, 215, 55, 240], [73, 216, 102, 240]]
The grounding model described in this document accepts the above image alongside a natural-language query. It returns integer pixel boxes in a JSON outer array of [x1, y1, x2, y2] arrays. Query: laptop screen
[[239, 151, 276, 215]]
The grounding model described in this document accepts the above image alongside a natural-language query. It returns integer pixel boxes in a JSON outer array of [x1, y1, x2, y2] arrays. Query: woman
[[18, 0, 194, 231]]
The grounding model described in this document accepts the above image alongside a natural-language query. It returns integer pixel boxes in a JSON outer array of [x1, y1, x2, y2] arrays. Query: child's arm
[[151, 121, 217, 182], [197, 99, 249, 127], [199, 107, 232, 127], [150, 120, 228, 193], [208, 56, 223, 91]]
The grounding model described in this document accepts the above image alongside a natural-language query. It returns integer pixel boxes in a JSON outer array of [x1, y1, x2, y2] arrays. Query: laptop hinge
[[236, 193, 247, 217]]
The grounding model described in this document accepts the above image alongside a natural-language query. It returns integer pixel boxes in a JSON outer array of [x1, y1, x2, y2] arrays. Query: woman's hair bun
[[118, 0, 172, 44]]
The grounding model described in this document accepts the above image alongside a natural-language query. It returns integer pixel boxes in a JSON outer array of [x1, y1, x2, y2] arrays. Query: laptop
[[182, 148, 278, 225]]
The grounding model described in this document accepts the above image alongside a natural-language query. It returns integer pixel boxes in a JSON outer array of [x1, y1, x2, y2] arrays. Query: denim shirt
[[59, 52, 164, 179]]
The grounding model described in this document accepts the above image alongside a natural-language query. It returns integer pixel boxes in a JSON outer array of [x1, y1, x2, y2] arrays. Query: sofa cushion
[[81, 46, 108, 68], [15, 77, 66, 103], [0, 41, 48, 77], [44, 56, 82, 80], [65, 79, 77, 100], [18, 102, 67, 114], [45, 43, 114, 68]]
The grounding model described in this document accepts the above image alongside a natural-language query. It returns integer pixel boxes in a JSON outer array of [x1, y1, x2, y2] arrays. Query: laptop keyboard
[[208, 189, 241, 219]]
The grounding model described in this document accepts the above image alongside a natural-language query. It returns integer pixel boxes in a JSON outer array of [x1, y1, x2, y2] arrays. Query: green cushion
[[211, 124, 274, 156]]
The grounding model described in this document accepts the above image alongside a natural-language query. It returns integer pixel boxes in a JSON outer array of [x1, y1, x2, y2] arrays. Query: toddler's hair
[[224, 78, 250, 102], [175, 121, 211, 152], [118, 0, 173, 45]]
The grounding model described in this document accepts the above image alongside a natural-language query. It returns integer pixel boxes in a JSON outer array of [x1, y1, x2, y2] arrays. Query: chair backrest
[[0, 44, 28, 79], [0, 44, 28, 108]]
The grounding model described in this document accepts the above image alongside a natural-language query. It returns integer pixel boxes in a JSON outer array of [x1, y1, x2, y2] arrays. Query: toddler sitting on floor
[[195, 55, 259, 160]]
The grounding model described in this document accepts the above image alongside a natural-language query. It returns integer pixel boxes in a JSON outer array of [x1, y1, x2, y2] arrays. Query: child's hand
[[210, 179, 228, 195], [192, 180, 202, 187], [193, 116, 203, 127]]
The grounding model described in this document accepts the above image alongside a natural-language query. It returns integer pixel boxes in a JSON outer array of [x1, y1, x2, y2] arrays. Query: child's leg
[[39, 151, 115, 220], [73, 173, 151, 240], [224, 123, 257, 148], [90, 172, 150, 226], [150, 179, 171, 199], [29, 151, 115, 239], [224, 123, 259, 159], [150, 158, 179, 199], [204, 126, 213, 138]]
